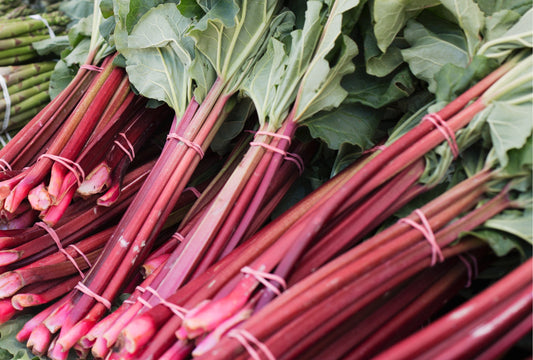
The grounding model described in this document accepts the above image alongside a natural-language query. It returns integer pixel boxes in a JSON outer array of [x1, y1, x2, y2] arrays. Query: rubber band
[[228, 329, 276, 360], [0, 74, 11, 133], [67, 244, 92, 268], [467, 253, 479, 278], [458, 255, 473, 288], [144, 286, 189, 319], [284, 152, 304, 175], [36, 222, 86, 279], [0, 135, 6, 148], [254, 130, 292, 144], [167, 133, 204, 158], [39, 154, 85, 186], [171, 232, 185, 242], [75, 282, 112, 310], [241, 266, 287, 296], [136, 297, 153, 309], [0, 159, 12, 171], [249, 142, 287, 157], [400, 209, 444, 266], [183, 186, 201, 198], [29, 15, 56, 38], [423, 113, 459, 158], [80, 64, 103, 72], [113, 133, 135, 161]]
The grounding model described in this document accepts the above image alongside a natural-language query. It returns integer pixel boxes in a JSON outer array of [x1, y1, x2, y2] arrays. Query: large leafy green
[[305, 102, 382, 149], [189, 0, 280, 83], [484, 209, 533, 245], [401, 17, 469, 92], [294, 0, 360, 122], [112, 0, 178, 52], [0, 316, 45, 360], [477, 0, 532, 16], [120, 3, 198, 115], [439, 0, 485, 56], [478, 8, 533, 60], [342, 64, 415, 108], [487, 101, 533, 168], [370, 0, 440, 53], [434, 55, 499, 103], [240, 1, 321, 127]]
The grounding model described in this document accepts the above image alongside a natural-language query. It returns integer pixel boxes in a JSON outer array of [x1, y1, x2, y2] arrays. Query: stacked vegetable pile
[[0, 0, 530, 359], [0, 0, 84, 145]]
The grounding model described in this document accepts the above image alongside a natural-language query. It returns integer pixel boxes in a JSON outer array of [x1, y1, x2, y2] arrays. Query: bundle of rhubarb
[[0, 0, 530, 359]]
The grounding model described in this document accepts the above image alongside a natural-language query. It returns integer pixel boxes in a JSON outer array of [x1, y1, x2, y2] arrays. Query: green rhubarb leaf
[[193, 0, 239, 31], [177, 0, 205, 19], [112, 0, 177, 52], [466, 229, 523, 257], [484, 209, 533, 245], [434, 55, 499, 103], [100, 0, 114, 18], [211, 98, 254, 155], [0, 315, 45, 360], [121, 3, 197, 115], [476, 0, 532, 16], [305, 102, 382, 150], [370, 0, 440, 53], [478, 8, 533, 60], [241, 0, 323, 127], [32, 35, 70, 56], [486, 101, 533, 168], [342, 64, 415, 108], [49, 60, 77, 99], [401, 18, 469, 92], [295, 33, 358, 122], [189, 0, 280, 82], [484, 9, 522, 42], [364, 36, 404, 78], [59, 0, 94, 23], [293, 0, 361, 122], [502, 135, 532, 178], [439, 0, 484, 56]]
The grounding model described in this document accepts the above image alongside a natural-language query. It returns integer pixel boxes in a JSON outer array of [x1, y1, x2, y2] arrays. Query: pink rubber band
[[467, 253, 479, 278], [75, 282, 112, 309], [136, 296, 153, 309], [39, 154, 85, 186], [228, 329, 276, 360], [183, 186, 201, 198], [0, 159, 12, 171], [80, 64, 103, 72], [67, 244, 92, 268], [167, 133, 204, 158], [423, 113, 459, 158], [171, 232, 185, 242], [254, 130, 292, 144], [249, 142, 287, 157], [458, 255, 473, 288], [144, 286, 189, 319], [113, 133, 135, 161], [241, 266, 287, 296], [36, 222, 86, 279], [400, 209, 444, 266], [284, 152, 304, 175]]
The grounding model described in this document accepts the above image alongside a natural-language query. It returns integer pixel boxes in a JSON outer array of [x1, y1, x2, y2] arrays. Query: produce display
[[0, 0, 530, 359]]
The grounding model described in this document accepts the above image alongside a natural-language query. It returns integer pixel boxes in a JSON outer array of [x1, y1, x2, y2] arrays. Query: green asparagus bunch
[[0, 61, 54, 139]]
